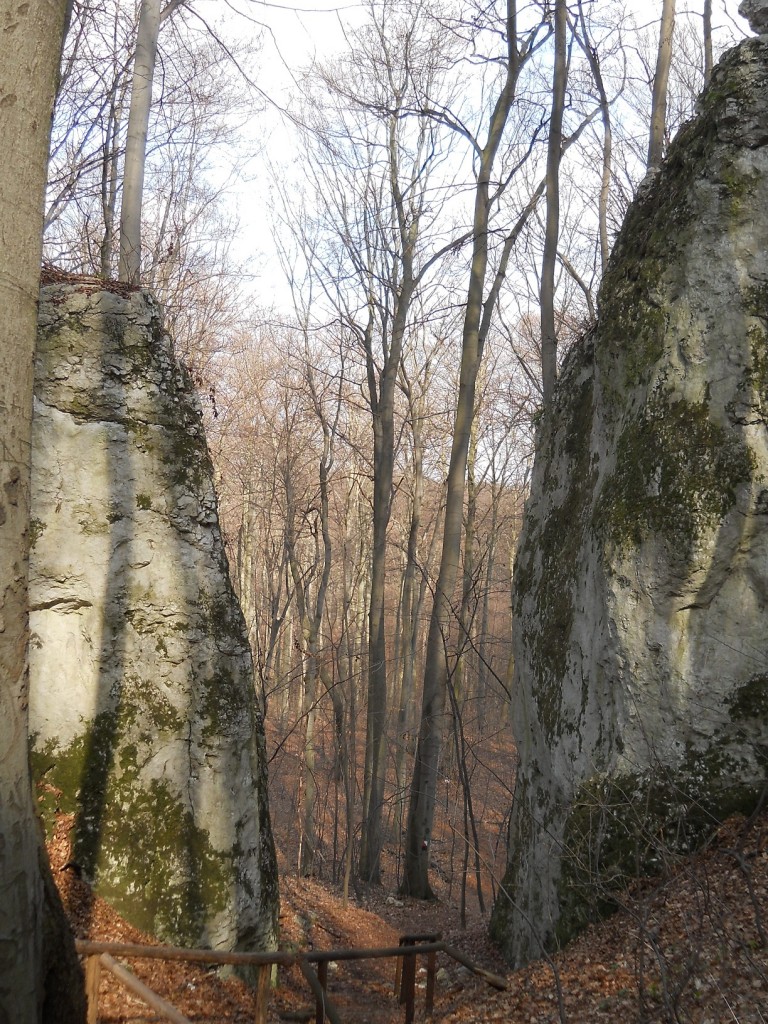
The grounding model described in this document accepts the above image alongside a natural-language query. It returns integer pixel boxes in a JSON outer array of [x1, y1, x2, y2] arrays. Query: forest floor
[[46, 712, 768, 1023]]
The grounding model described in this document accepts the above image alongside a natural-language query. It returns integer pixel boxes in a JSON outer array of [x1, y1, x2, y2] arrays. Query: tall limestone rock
[[490, 15, 768, 965], [29, 281, 279, 954]]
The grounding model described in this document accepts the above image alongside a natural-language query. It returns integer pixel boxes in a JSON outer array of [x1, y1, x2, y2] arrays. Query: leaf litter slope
[[47, 781, 768, 1022]]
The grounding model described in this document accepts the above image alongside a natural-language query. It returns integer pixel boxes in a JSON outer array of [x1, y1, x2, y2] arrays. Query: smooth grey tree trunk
[[0, 1, 77, 1019], [647, 0, 676, 174], [402, 0, 523, 899], [394, 383, 426, 837], [452, 420, 478, 702], [540, 0, 568, 406], [576, 1, 612, 273], [100, 58, 129, 278], [286, 366, 336, 878], [118, 0, 161, 283], [358, 98, 420, 885], [358, 298, 412, 883]]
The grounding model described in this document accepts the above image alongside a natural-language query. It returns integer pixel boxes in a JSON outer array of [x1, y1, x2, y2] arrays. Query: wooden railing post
[[71, 933, 504, 1024], [297, 958, 342, 1024], [400, 941, 416, 1024], [396, 931, 441, 1023], [316, 961, 328, 1024], [254, 963, 270, 1024], [85, 954, 101, 1024]]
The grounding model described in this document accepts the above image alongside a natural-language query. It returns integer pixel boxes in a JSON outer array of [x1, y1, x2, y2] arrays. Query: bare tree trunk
[[0, 1, 85, 1019], [402, 0, 523, 899], [703, 0, 713, 86], [276, 611, 293, 728], [99, 40, 129, 278], [291, 356, 337, 878], [284, 474, 320, 876], [299, 657, 318, 876], [322, 662, 352, 892], [360, 384, 394, 882], [476, 475, 500, 727], [454, 420, 477, 704], [576, 1, 612, 273], [339, 476, 364, 901], [447, 681, 485, 927], [394, 395, 425, 838], [236, 482, 256, 642], [118, 0, 161, 283], [358, 112, 419, 885], [540, 0, 568, 406], [647, 0, 676, 175]]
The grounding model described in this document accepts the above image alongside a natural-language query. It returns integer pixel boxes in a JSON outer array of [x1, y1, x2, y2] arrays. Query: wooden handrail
[[75, 937, 444, 964], [441, 942, 507, 990], [298, 958, 343, 1024], [99, 954, 193, 1024], [76, 938, 293, 965], [75, 932, 507, 1024]]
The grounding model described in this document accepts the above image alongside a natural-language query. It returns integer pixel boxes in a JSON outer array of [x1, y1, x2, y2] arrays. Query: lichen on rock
[[490, 34, 768, 966], [29, 284, 279, 957]]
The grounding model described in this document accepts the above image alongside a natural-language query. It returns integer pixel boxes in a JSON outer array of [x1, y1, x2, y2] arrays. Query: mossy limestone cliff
[[490, 32, 768, 964], [29, 283, 278, 954]]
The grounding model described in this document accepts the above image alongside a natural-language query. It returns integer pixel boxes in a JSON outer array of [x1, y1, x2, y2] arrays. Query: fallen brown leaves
[[48, 808, 768, 1023], [440, 812, 768, 1024]]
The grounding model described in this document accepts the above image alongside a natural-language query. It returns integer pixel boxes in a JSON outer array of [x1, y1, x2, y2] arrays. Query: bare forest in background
[[42, 0, 746, 909]]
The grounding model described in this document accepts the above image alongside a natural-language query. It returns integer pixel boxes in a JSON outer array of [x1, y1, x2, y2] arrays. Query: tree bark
[[576, 1, 612, 273], [452, 419, 478, 703], [100, 58, 129, 278], [118, 0, 162, 283], [402, 0, 523, 899], [394, 382, 426, 838], [540, 0, 568, 407], [647, 0, 676, 174], [358, 96, 419, 885], [0, 1, 84, 1020], [285, 359, 337, 878]]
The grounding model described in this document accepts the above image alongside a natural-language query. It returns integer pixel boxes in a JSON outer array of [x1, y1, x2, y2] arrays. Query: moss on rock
[[493, 36, 768, 967], [32, 709, 235, 946], [728, 672, 768, 721], [597, 392, 755, 554], [30, 283, 279, 954], [93, 777, 233, 945], [516, 358, 597, 743], [556, 741, 764, 948]]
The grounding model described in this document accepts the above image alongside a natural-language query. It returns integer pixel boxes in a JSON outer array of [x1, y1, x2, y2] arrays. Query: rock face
[[29, 283, 279, 954], [490, 34, 768, 965]]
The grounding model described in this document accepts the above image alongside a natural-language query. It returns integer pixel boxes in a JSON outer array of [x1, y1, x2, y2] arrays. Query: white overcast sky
[[202, 0, 751, 314], [190, 1, 369, 308]]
